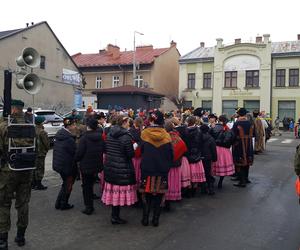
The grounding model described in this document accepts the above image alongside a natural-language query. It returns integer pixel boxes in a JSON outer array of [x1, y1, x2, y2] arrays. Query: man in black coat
[[75, 118, 105, 215], [53, 117, 77, 210]]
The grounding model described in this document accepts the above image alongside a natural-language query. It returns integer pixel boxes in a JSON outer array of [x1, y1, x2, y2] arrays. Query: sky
[[1, 0, 300, 56]]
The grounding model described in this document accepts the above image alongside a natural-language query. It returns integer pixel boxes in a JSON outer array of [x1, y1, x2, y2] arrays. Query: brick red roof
[[72, 46, 170, 67], [92, 85, 164, 97]]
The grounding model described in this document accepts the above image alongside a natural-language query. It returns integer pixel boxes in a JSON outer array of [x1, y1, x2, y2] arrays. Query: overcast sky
[[1, 0, 300, 56]]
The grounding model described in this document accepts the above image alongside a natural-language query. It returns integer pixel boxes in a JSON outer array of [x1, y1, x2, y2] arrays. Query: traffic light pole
[[3, 70, 12, 117]]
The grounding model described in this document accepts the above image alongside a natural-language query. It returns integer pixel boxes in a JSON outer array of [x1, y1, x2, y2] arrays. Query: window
[[40, 55, 46, 69], [95, 76, 102, 89], [276, 69, 285, 87], [246, 70, 259, 88], [222, 100, 238, 117], [187, 73, 195, 89], [112, 76, 120, 87], [278, 101, 295, 120], [202, 100, 212, 113], [224, 71, 237, 88], [135, 75, 143, 88], [244, 100, 260, 113], [289, 69, 299, 87], [203, 73, 212, 89], [183, 101, 193, 109]]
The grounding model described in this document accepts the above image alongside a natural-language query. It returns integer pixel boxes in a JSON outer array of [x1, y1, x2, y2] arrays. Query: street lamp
[[133, 31, 144, 87]]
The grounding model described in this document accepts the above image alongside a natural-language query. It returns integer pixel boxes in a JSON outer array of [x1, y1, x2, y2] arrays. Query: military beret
[[237, 107, 247, 116], [11, 99, 24, 107], [35, 116, 45, 125]]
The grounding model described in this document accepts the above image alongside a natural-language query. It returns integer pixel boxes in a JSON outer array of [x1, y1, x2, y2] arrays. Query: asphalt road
[[7, 132, 300, 250]]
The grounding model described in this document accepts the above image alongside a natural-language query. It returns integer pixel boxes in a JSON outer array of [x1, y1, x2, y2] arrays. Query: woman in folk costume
[[164, 120, 187, 210], [140, 110, 173, 227], [102, 115, 137, 224], [232, 108, 254, 187], [253, 110, 265, 154], [183, 116, 206, 196], [211, 115, 235, 189]]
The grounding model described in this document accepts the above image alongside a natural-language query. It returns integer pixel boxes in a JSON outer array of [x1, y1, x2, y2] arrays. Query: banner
[[62, 69, 82, 85]]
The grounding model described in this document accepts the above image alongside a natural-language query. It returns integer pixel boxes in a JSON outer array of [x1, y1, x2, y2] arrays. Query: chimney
[[170, 40, 177, 47], [107, 44, 120, 59], [26, 23, 29, 28], [200, 42, 205, 48], [235, 38, 241, 44], [297, 34, 300, 41], [31, 22, 34, 26], [216, 38, 223, 48], [98, 49, 105, 54], [256, 36, 263, 43], [263, 34, 270, 44]]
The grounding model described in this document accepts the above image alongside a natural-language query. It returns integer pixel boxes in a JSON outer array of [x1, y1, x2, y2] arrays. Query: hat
[[237, 108, 247, 116], [27, 107, 32, 112], [208, 114, 218, 120], [151, 110, 164, 126], [35, 116, 45, 125], [87, 118, 99, 130], [193, 107, 204, 117], [63, 116, 75, 127], [11, 99, 24, 107], [98, 112, 106, 119], [200, 124, 210, 133]]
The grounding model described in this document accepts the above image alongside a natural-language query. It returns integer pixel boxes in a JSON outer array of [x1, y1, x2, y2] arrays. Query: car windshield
[[35, 112, 63, 122]]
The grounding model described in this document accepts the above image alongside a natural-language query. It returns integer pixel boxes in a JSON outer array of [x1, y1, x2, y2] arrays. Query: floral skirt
[[101, 182, 137, 206], [212, 146, 235, 176], [139, 176, 168, 194], [132, 157, 142, 187], [181, 156, 191, 188], [165, 167, 181, 201], [190, 161, 206, 183]]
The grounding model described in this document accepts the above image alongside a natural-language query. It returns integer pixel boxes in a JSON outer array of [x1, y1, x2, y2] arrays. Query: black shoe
[[141, 216, 149, 226], [34, 181, 47, 190], [233, 183, 246, 188], [0, 232, 8, 250], [217, 181, 223, 189], [111, 217, 127, 225], [60, 204, 74, 210], [246, 179, 252, 184], [152, 216, 160, 227], [15, 227, 26, 247], [81, 207, 94, 215]]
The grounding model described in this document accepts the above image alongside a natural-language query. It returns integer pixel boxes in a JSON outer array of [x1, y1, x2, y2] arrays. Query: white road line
[[268, 138, 279, 143], [281, 139, 293, 144]]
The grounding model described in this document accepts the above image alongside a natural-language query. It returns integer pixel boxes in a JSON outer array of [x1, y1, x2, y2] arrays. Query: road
[[7, 132, 300, 250]]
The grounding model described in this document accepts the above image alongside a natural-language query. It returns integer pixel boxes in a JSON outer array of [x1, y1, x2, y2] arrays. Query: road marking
[[281, 139, 293, 144], [268, 138, 279, 143]]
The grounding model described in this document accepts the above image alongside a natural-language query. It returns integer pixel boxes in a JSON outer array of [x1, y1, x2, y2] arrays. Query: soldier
[[0, 100, 34, 249], [32, 116, 50, 190]]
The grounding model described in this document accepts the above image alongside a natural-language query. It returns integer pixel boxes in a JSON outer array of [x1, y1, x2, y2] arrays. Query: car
[[62, 108, 109, 119], [34, 110, 64, 143]]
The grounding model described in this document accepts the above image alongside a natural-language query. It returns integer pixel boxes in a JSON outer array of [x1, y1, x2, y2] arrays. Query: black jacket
[[52, 128, 77, 176], [75, 129, 105, 174], [140, 126, 173, 178], [201, 133, 217, 162], [216, 130, 235, 148], [104, 125, 135, 185], [184, 126, 203, 163], [129, 127, 142, 145], [209, 123, 223, 140]]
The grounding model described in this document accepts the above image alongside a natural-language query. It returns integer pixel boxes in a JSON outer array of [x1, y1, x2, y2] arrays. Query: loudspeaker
[[16, 47, 41, 68], [16, 73, 42, 95]]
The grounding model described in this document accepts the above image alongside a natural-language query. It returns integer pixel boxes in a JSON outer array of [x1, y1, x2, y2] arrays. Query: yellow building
[[179, 35, 300, 121]]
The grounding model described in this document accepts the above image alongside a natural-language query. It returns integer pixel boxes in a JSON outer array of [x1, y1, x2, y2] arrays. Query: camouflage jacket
[[36, 125, 50, 157], [294, 144, 300, 176]]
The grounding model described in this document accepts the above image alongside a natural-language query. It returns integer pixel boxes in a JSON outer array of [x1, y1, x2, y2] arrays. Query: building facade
[[179, 35, 300, 121], [73, 42, 180, 109], [0, 22, 83, 114]]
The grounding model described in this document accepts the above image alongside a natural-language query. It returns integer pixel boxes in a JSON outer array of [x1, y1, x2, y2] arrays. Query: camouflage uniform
[[33, 124, 50, 183], [0, 114, 33, 233]]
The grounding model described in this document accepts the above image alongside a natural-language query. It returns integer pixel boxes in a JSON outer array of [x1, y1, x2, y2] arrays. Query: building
[[72, 42, 180, 109], [0, 21, 83, 113], [179, 34, 300, 121], [92, 85, 164, 110]]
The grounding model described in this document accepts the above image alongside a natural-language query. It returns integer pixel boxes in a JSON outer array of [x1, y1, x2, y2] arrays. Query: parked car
[[34, 110, 64, 143], [62, 109, 109, 119]]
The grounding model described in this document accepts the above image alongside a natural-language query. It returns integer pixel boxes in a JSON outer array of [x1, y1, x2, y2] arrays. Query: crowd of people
[[51, 106, 273, 227]]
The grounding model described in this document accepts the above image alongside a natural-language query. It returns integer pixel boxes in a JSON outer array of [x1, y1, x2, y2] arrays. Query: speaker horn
[[16, 73, 42, 95], [16, 47, 41, 68]]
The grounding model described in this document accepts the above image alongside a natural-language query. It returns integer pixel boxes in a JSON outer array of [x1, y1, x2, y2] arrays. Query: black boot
[[152, 195, 162, 227], [34, 180, 47, 190], [207, 182, 215, 195], [55, 189, 63, 209], [164, 200, 171, 212], [111, 206, 127, 224], [0, 232, 8, 250], [31, 179, 36, 189], [81, 207, 94, 215], [15, 227, 26, 247], [218, 176, 224, 189], [233, 168, 246, 188], [141, 195, 151, 226], [60, 193, 74, 210], [245, 166, 251, 184]]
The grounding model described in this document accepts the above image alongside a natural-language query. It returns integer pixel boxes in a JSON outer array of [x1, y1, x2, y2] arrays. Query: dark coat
[[184, 126, 203, 163], [75, 129, 105, 174], [140, 126, 173, 178], [52, 128, 77, 176], [216, 129, 235, 148], [104, 125, 135, 186], [201, 133, 217, 162], [209, 123, 223, 140], [129, 127, 142, 145]]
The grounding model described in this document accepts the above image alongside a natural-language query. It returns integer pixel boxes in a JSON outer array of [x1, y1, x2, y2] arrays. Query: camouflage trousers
[[0, 168, 32, 233], [33, 156, 46, 182]]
